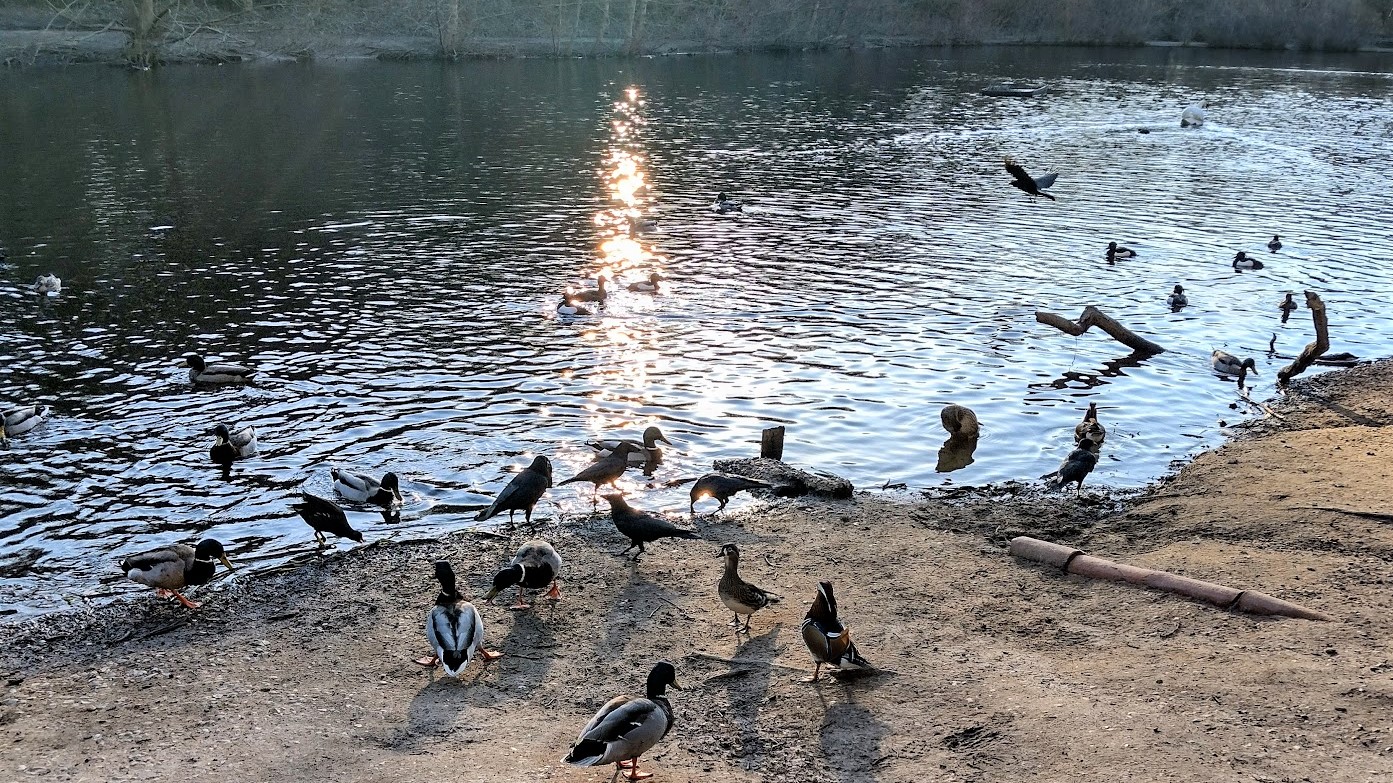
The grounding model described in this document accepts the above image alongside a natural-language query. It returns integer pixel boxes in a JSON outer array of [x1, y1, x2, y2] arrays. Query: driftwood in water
[[1277, 291, 1330, 386], [1009, 536, 1333, 621], [712, 457, 853, 499], [1035, 305, 1165, 355], [760, 426, 785, 460]]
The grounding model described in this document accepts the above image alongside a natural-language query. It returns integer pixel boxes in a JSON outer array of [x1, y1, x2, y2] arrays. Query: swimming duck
[[417, 560, 502, 676], [627, 272, 663, 293], [331, 467, 402, 509], [475, 455, 552, 524], [292, 492, 363, 545], [1042, 444, 1099, 496], [564, 661, 681, 781], [568, 276, 609, 304], [483, 539, 563, 609], [558, 443, 639, 505], [1181, 102, 1208, 128], [801, 581, 874, 682], [1004, 157, 1057, 201], [689, 473, 769, 514], [33, 274, 61, 296], [603, 494, 701, 561], [718, 543, 778, 633], [185, 354, 256, 384], [1212, 350, 1257, 384], [1073, 402, 1106, 447], [557, 296, 593, 316], [713, 192, 743, 214], [119, 538, 234, 610], [1232, 252, 1265, 270], [209, 423, 257, 468], [588, 426, 672, 464], [627, 214, 658, 235], [1, 404, 50, 447], [1106, 241, 1137, 260], [1167, 285, 1188, 307], [1268, 235, 1282, 252], [1279, 292, 1299, 314], [940, 404, 980, 439]]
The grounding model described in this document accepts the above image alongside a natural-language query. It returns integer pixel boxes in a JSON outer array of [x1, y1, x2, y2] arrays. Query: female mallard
[[1279, 292, 1298, 314], [292, 492, 363, 545], [1212, 350, 1257, 383], [1268, 235, 1282, 252], [416, 560, 501, 676], [940, 404, 980, 439], [119, 538, 234, 609], [330, 467, 402, 509], [713, 192, 743, 214], [33, 274, 61, 296], [718, 543, 778, 633], [186, 354, 256, 384], [1106, 241, 1137, 260], [564, 661, 681, 781], [1232, 252, 1265, 270], [209, 423, 257, 467], [801, 581, 874, 682], [569, 276, 609, 304], [483, 539, 563, 610], [627, 272, 663, 293], [1166, 285, 1188, 307], [587, 425, 672, 464], [558, 296, 593, 316], [1, 404, 50, 447], [1073, 402, 1106, 447]]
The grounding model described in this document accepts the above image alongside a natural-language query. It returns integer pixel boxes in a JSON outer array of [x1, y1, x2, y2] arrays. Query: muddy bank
[[3, 362, 1392, 782]]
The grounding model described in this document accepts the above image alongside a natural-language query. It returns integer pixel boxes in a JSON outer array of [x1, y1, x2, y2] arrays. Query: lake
[[2, 46, 1392, 616]]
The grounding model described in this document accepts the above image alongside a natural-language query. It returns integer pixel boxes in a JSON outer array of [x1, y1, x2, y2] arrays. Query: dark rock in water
[[0, 547, 45, 579], [710, 457, 853, 499]]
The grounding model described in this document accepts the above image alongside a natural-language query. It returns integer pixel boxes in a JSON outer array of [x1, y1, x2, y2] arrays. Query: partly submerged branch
[[1277, 291, 1329, 386], [1035, 305, 1165, 355]]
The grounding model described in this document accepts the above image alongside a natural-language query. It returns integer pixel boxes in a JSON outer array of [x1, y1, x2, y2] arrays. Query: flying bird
[[1004, 157, 1057, 201]]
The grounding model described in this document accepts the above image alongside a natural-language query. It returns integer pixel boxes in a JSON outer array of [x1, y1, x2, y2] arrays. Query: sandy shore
[[3, 361, 1392, 782]]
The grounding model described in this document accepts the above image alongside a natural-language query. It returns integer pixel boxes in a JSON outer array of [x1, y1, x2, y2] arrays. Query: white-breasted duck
[[627, 272, 663, 293], [330, 467, 402, 510], [588, 425, 671, 465], [718, 543, 779, 633], [558, 296, 593, 316], [417, 560, 501, 676], [1106, 241, 1137, 260], [713, 192, 743, 213], [1232, 252, 1265, 270], [1, 404, 50, 447]]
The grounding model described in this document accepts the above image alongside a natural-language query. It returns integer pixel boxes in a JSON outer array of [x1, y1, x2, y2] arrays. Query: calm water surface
[[3, 47, 1392, 615]]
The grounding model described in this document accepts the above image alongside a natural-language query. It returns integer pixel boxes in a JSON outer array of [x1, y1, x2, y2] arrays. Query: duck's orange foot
[[545, 581, 562, 600], [172, 591, 202, 610], [413, 655, 440, 668], [479, 649, 504, 661]]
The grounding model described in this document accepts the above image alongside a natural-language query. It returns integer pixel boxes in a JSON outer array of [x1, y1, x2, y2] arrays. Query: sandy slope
[[3, 363, 1392, 783]]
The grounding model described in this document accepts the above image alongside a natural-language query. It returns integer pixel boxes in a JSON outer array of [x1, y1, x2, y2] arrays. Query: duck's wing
[[1033, 172, 1058, 190], [120, 544, 195, 588], [567, 696, 664, 766]]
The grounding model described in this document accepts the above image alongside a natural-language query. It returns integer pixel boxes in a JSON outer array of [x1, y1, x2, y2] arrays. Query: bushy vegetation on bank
[[2, 0, 1389, 64]]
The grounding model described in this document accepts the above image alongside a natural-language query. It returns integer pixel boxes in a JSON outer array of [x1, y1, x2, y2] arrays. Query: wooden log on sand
[[1009, 536, 1333, 621], [1277, 291, 1330, 386], [1035, 305, 1166, 355]]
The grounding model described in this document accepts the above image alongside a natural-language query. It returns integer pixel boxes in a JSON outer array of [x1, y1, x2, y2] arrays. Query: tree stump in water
[[1277, 291, 1330, 386], [1035, 306, 1165, 355]]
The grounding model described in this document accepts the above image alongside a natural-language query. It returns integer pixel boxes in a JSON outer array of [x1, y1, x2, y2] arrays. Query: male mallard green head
[[433, 560, 459, 597], [1242, 358, 1257, 373], [646, 660, 682, 695], [380, 472, 403, 502], [185, 354, 206, 372], [484, 564, 524, 602], [194, 538, 235, 571]]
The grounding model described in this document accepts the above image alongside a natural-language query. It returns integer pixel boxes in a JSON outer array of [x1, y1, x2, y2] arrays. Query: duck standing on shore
[[564, 661, 681, 781], [417, 560, 502, 676], [120, 538, 234, 610], [801, 580, 874, 682], [717, 543, 779, 633], [331, 468, 402, 511], [483, 539, 563, 610]]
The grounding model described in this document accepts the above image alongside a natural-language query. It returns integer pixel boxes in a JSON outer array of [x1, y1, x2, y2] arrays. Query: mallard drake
[[292, 491, 363, 545], [801, 581, 874, 682], [718, 543, 778, 633], [558, 443, 639, 504], [1181, 102, 1208, 128], [331, 467, 402, 509], [1004, 157, 1057, 201], [558, 296, 594, 316], [1042, 444, 1099, 496], [1, 404, 50, 447], [588, 426, 672, 464], [417, 560, 502, 676], [484, 539, 563, 610], [713, 192, 743, 213], [476, 455, 552, 524], [119, 538, 234, 609], [627, 272, 663, 293], [1073, 402, 1106, 447], [1268, 235, 1282, 252], [185, 354, 256, 384], [689, 473, 769, 514], [209, 423, 257, 468], [568, 276, 609, 304], [940, 404, 980, 439], [1167, 285, 1188, 307], [603, 494, 700, 561], [33, 274, 61, 296], [564, 661, 681, 781], [1232, 252, 1265, 270], [1106, 241, 1137, 260], [1212, 350, 1257, 377]]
